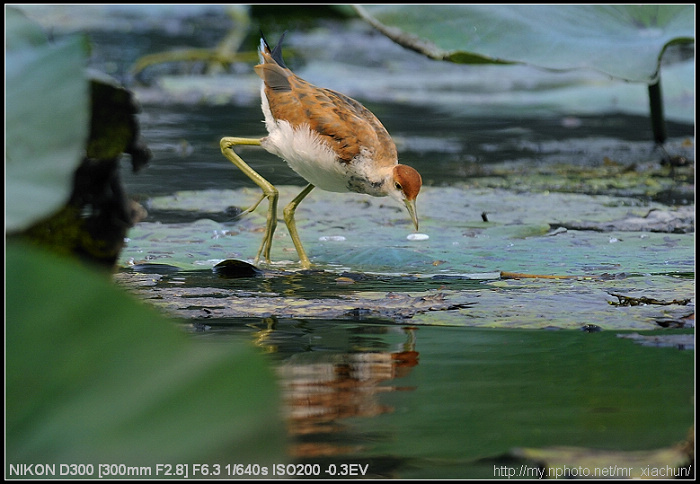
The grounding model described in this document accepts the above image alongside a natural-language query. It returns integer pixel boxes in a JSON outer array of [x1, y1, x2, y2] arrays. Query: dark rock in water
[[213, 259, 263, 278]]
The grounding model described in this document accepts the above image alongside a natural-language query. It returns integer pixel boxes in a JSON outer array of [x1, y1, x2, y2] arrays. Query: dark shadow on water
[[126, 266, 490, 300]]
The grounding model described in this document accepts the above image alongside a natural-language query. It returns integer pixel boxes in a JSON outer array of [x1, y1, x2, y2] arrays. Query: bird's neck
[[347, 160, 394, 197]]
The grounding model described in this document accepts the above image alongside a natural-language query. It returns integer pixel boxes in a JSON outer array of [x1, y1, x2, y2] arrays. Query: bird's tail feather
[[259, 30, 287, 68]]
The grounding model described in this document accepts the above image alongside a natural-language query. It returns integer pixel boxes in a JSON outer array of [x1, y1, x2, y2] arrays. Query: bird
[[220, 32, 422, 269]]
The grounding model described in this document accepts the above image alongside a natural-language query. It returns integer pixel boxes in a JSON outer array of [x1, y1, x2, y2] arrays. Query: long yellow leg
[[283, 183, 315, 269], [220, 137, 278, 265]]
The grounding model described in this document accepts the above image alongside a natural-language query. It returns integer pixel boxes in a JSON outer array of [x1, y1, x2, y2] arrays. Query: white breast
[[260, 92, 350, 193]]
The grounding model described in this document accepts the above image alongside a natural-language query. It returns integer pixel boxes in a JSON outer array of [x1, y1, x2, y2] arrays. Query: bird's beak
[[404, 198, 419, 231]]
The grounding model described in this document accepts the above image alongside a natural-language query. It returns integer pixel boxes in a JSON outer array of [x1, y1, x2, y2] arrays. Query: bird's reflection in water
[[248, 319, 419, 459]]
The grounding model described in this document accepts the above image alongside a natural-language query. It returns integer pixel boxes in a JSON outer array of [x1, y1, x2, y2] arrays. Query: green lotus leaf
[[356, 5, 694, 83], [5, 7, 89, 232]]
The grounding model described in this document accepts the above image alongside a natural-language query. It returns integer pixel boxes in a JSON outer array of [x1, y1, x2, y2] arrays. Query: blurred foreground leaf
[[23, 72, 153, 267], [5, 7, 89, 232], [6, 241, 286, 467]]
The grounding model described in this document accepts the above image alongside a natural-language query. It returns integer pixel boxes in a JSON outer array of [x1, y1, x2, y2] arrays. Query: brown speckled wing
[[255, 52, 397, 166]]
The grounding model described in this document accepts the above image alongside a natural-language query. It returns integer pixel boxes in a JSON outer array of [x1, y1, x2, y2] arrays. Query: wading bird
[[220, 32, 422, 269]]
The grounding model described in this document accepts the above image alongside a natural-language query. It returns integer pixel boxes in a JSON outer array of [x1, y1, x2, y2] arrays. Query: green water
[[188, 319, 693, 478]]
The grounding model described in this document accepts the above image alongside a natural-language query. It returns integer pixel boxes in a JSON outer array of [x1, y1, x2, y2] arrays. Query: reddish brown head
[[391, 164, 422, 230], [393, 165, 422, 201]]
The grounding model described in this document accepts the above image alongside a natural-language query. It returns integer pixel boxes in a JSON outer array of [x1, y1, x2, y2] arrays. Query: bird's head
[[388, 164, 422, 231]]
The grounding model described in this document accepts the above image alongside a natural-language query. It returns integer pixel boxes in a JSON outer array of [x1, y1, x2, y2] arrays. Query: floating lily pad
[[616, 332, 694, 350], [121, 186, 694, 274], [510, 443, 692, 479], [117, 185, 694, 330]]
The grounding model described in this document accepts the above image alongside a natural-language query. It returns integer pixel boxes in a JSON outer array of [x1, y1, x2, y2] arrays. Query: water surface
[[187, 319, 693, 479]]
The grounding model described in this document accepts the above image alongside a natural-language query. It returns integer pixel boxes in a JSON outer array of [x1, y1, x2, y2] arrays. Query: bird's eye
[[394, 182, 402, 190]]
